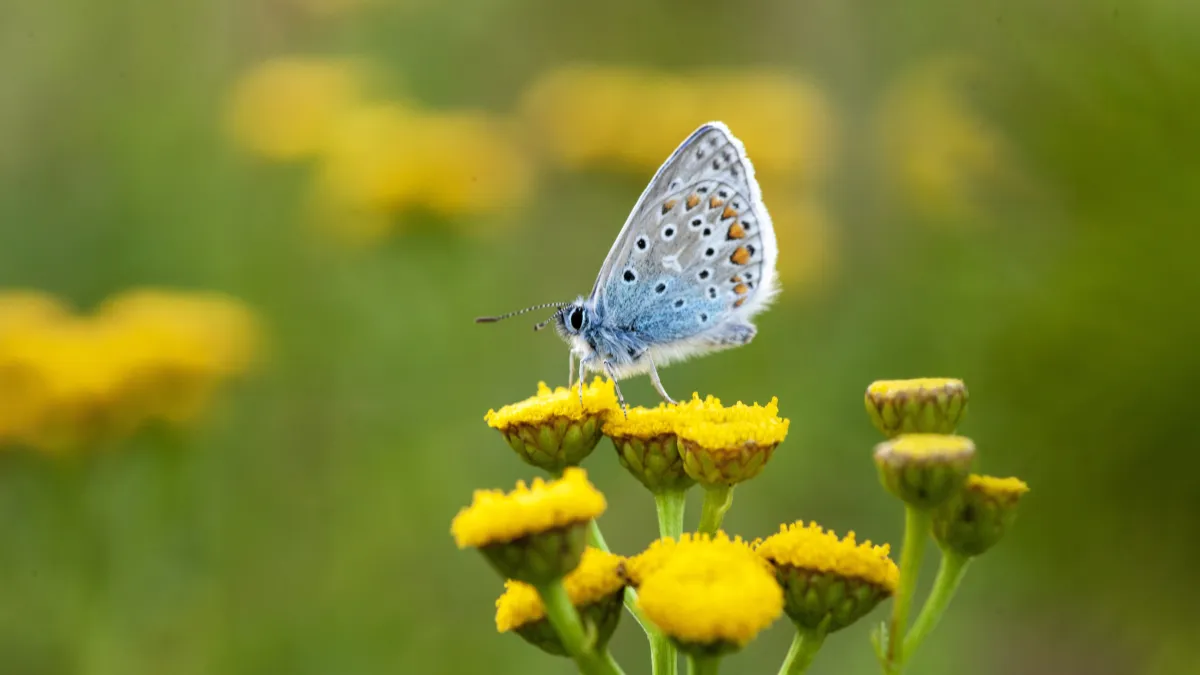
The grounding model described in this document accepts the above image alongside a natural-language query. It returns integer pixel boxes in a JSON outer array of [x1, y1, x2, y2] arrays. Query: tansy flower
[[756, 521, 898, 632], [226, 56, 368, 161], [485, 378, 620, 473], [865, 378, 968, 438], [933, 474, 1029, 557], [874, 434, 976, 509], [603, 403, 694, 493], [451, 468, 606, 584], [673, 395, 789, 487], [636, 536, 783, 656], [623, 531, 765, 587], [495, 548, 626, 656]]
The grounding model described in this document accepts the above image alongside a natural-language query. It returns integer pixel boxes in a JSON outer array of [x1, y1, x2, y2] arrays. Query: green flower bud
[[933, 474, 1028, 557], [865, 379, 968, 438], [874, 434, 975, 509]]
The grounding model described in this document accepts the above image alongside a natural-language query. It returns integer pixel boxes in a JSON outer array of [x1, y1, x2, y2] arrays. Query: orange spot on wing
[[730, 275, 743, 283], [709, 196, 724, 209], [734, 298, 746, 308], [727, 223, 745, 239], [730, 246, 751, 265], [686, 193, 700, 209], [661, 199, 678, 215], [721, 205, 737, 220], [733, 283, 749, 295]]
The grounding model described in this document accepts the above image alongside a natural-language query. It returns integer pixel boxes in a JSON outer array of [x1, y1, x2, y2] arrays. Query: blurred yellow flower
[[227, 56, 368, 161], [637, 534, 783, 650], [451, 467, 606, 549], [519, 65, 834, 183], [0, 289, 262, 452], [765, 189, 838, 294], [875, 56, 1008, 223], [314, 102, 534, 231], [495, 547, 625, 632]]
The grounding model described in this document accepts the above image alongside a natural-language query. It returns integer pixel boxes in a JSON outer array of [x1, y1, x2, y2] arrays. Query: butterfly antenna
[[475, 302, 568, 325]]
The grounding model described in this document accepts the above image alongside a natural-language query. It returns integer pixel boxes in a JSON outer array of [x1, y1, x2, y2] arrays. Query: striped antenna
[[475, 302, 568, 324]]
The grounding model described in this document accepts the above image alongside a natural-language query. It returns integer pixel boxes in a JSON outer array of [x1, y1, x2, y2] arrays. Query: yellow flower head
[[673, 394, 789, 487], [604, 403, 693, 493], [756, 521, 898, 631], [637, 537, 783, 652], [865, 378, 968, 438], [874, 434, 976, 509], [934, 474, 1029, 557], [624, 531, 765, 587], [495, 547, 625, 632], [486, 378, 619, 430], [484, 379, 620, 472], [226, 56, 368, 161], [451, 467, 606, 549]]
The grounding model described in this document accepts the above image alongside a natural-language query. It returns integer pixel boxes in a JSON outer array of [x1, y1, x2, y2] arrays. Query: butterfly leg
[[647, 356, 676, 404], [602, 360, 628, 418]]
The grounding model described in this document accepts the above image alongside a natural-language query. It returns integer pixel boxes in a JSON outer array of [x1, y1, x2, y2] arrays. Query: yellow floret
[[672, 394, 790, 449], [495, 548, 625, 632], [602, 402, 679, 438], [451, 468, 607, 548], [624, 531, 766, 586], [966, 474, 1029, 497], [866, 378, 962, 397], [755, 521, 899, 593], [485, 378, 620, 431]]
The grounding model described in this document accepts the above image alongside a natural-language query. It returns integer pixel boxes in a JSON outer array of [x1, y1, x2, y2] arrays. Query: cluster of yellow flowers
[[453, 377, 1028, 674], [226, 56, 534, 244], [0, 289, 260, 453]]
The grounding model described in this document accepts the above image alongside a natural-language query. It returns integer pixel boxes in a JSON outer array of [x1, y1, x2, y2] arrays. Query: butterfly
[[478, 121, 778, 411]]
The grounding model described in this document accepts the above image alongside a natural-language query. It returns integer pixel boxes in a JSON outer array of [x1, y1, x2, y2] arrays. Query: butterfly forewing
[[591, 123, 778, 346]]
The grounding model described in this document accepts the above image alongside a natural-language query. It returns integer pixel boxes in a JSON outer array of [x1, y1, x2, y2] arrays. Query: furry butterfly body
[[481, 122, 778, 408]]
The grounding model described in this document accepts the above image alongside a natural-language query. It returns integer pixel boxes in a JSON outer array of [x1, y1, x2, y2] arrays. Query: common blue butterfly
[[478, 122, 778, 411]]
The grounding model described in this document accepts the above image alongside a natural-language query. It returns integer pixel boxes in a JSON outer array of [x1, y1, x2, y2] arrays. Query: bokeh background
[[2, 0, 1198, 673]]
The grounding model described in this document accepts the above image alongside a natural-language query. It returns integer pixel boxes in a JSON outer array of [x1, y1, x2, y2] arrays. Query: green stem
[[902, 551, 970, 659], [654, 489, 688, 540], [697, 485, 734, 535], [589, 519, 669, 669], [884, 506, 932, 674], [651, 489, 688, 675], [778, 621, 828, 675], [536, 580, 626, 675], [687, 654, 722, 675]]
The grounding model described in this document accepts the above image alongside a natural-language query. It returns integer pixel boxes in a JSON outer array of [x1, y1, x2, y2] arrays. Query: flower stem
[[651, 489, 688, 675], [777, 620, 829, 675], [588, 519, 666, 657], [687, 654, 722, 675], [654, 488, 688, 540], [902, 551, 970, 659], [697, 485, 734, 535], [536, 579, 626, 675], [884, 506, 932, 674]]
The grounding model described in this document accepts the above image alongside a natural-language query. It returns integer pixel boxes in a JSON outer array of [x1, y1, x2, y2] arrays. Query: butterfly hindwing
[[593, 123, 778, 349]]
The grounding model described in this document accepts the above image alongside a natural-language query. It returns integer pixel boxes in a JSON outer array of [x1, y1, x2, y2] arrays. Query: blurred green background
[[2, 0, 1198, 673]]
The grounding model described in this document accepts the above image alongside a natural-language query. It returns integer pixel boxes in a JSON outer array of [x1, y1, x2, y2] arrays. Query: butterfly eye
[[569, 307, 584, 331]]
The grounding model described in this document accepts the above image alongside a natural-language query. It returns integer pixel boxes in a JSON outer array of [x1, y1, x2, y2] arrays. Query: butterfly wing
[[590, 122, 778, 366]]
